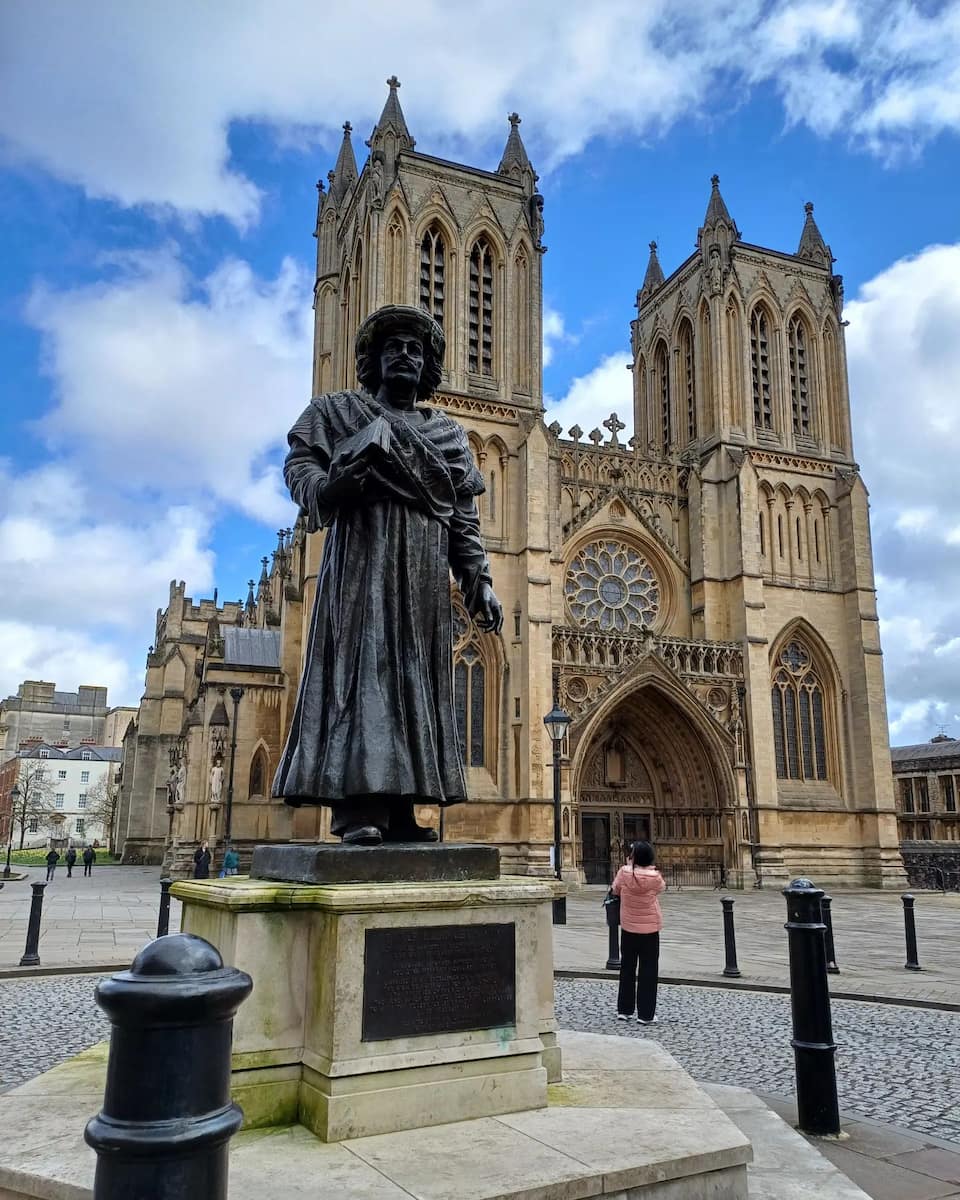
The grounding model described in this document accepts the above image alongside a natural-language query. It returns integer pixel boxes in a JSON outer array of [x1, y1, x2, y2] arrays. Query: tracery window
[[788, 316, 811, 436], [565, 540, 661, 633], [419, 226, 445, 328], [385, 214, 405, 305], [468, 237, 494, 375], [770, 639, 829, 781], [249, 748, 268, 798], [750, 307, 773, 431]]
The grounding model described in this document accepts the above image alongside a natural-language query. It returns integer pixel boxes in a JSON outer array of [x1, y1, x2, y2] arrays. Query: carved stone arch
[[415, 210, 458, 358], [562, 525, 681, 636], [512, 238, 534, 393], [634, 352, 648, 447], [483, 434, 509, 535], [568, 656, 739, 823], [464, 224, 504, 380], [673, 313, 697, 445], [820, 316, 845, 452], [768, 618, 843, 789], [724, 293, 745, 428], [247, 739, 271, 801]]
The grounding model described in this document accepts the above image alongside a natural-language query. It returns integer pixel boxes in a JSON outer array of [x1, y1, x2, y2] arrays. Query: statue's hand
[[474, 583, 503, 633], [322, 458, 370, 505]]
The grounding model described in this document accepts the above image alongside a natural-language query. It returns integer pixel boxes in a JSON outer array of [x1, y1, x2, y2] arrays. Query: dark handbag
[[602, 888, 621, 928]]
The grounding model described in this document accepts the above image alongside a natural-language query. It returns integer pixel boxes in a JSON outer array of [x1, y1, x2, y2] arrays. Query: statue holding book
[[272, 304, 503, 845]]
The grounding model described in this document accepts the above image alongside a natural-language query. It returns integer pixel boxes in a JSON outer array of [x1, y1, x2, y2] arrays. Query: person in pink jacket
[[611, 840, 666, 1023]]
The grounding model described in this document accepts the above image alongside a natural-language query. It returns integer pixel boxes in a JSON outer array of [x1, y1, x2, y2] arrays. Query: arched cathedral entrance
[[570, 681, 740, 885]]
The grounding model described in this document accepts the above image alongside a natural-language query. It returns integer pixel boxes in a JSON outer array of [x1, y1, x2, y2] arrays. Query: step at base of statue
[[250, 841, 500, 885]]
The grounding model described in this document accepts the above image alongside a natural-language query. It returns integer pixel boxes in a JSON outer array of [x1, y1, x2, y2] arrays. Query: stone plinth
[[0, 1033, 756, 1200], [250, 841, 501, 884], [172, 872, 563, 1141]]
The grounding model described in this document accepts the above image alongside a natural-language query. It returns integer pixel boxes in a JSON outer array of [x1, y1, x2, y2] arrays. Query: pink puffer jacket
[[612, 865, 666, 933]]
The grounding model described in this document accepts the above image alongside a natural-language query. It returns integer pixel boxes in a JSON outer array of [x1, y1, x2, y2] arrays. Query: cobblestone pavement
[[555, 978, 960, 1146], [0, 973, 109, 1092], [5, 971, 957, 1153]]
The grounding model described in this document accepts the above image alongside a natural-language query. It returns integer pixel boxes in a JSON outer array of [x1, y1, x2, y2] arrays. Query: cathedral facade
[[116, 79, 903, 886]]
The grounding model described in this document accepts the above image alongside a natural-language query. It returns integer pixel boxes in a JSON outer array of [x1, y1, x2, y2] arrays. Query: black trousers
[[617, 930, 659, 1020], [83, 863, 92, 876]]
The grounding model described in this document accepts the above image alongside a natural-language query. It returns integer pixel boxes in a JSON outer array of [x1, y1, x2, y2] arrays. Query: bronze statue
[[272, 305, 502, 845]]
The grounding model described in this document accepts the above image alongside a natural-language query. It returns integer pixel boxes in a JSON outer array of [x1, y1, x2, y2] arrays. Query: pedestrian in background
[[45, 848, 60, 882], [612, 840, 665, 1025], [65, 846, 77, 878], [222, 846, 240, 877], [193, 840, 212, 880], [82, 845, 95, 877]]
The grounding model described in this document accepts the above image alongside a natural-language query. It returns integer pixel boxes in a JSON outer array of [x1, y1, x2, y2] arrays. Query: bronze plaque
[[361, 922, 516, 1041]]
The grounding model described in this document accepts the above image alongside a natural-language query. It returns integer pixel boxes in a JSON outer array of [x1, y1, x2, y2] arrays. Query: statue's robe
[[272, 389, 491, 809]]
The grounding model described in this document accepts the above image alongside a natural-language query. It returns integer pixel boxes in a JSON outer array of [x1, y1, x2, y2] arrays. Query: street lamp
[[3, 785, 16, 878], [543, 702, 572, 925], [224, 687, 245, 845]]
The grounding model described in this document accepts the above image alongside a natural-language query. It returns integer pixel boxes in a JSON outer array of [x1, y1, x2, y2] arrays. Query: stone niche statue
[[209, 756, 224, 807], [272, 304, 503, 846]]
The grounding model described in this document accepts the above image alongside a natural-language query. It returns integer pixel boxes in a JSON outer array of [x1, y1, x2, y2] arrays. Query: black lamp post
[[543, 702, 571, 925], [3, 785, 16, 878], [224, 687, 244, 844]]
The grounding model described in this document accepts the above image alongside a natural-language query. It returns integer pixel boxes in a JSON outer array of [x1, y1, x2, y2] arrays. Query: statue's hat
[[356, 304, 445, 363]]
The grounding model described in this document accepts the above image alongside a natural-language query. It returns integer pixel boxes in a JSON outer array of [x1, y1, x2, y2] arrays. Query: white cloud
[[26, 248, 310, 525], [2, 1, 960, 222], [0, 623, 136, 708], [846, 242, 960, 745], [542, 306, 576, 368], [545, 354, 633, 439]]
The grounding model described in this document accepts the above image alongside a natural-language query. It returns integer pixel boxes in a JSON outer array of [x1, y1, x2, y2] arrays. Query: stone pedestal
[[173, 859, 563, 1142]]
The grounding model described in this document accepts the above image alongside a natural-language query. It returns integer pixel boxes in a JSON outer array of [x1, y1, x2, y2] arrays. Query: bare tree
[[84, 774, 120, 854], [12, 761, 56, 850]]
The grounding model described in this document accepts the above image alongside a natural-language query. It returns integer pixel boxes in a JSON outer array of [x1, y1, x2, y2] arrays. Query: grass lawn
[[7, 849, 123, 867]]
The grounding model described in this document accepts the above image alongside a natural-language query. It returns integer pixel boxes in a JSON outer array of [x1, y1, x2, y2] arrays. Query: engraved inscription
[[362, 922, 516, 1041]]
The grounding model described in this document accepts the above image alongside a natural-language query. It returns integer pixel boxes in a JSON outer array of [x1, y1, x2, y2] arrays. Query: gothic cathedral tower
[[302, 80, 902, 885]]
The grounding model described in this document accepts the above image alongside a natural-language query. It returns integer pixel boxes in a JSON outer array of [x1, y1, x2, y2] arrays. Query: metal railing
[[903, 862, 960, 892], [659, 861, 761, 891]]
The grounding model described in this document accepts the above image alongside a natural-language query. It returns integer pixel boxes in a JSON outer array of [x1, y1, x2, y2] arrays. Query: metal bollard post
[[721, 896, 741, 977], [604, 891, 621, 970], [85, 933, 253, 1200], [902, 894, 922, 971], [821, 894, 839, 974], [156, 878, 173, 938], [783, 878, 840, 1136], [19, 881, 47, 967]]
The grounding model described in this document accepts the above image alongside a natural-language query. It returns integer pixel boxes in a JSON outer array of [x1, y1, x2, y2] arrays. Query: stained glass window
[[470, 662, 485, 767], [455, 645, 487, 770], [565, 540, 661, 632], [771, 640, 830, 781]]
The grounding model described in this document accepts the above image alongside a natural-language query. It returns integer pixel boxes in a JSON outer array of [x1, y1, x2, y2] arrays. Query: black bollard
[[603, 889, 621, 970], [821, 894, 839, 974], [156, 877, 173, 938], [783, 878, 840, 1136], [85, 933, 253, 1200], [19, 881, 47, 967], [902, 894, 922, 971], [721, 896, 741, 977]]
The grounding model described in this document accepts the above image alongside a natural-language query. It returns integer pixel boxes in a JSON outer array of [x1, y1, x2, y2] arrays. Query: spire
[[639, 241, 665, 303], [498, 112, 535, 184], [245, 579, 256, 618], [256, 557, 271, 606], [329, 121, 358, 205], [699, 174, 740, 244], [367, 76, 415, 154], [797, 201, 832, 268]]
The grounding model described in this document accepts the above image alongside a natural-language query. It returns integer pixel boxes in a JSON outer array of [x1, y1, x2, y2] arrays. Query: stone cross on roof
[[603, 412, 626, 446]]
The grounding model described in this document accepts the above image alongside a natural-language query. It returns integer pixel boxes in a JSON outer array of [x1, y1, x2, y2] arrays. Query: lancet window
[[419, 226, 446, 328], [385, 214, 406, 305], [750, 307, 773, 432], [452, 598, 489, 770], [469, 237, 494, 376], [654, 343, 671, 449], [788, 315, 811, 436], [770, 639, 830, 781], [679, 321, 696, 442]]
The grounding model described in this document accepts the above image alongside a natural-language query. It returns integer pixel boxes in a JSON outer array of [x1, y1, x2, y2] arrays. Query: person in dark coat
[[272, 305, 502, 847], [193, 840, 212, 880], [82, 845, 95, 876], [45, 848, 60, 881], [65, 847, 77, 877]]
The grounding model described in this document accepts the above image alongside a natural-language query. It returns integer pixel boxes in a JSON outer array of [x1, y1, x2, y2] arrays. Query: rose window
[[565, 541, 660, 632]]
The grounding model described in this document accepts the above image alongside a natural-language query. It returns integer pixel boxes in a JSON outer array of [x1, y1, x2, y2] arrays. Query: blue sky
[[1, 0, 959, 746]]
